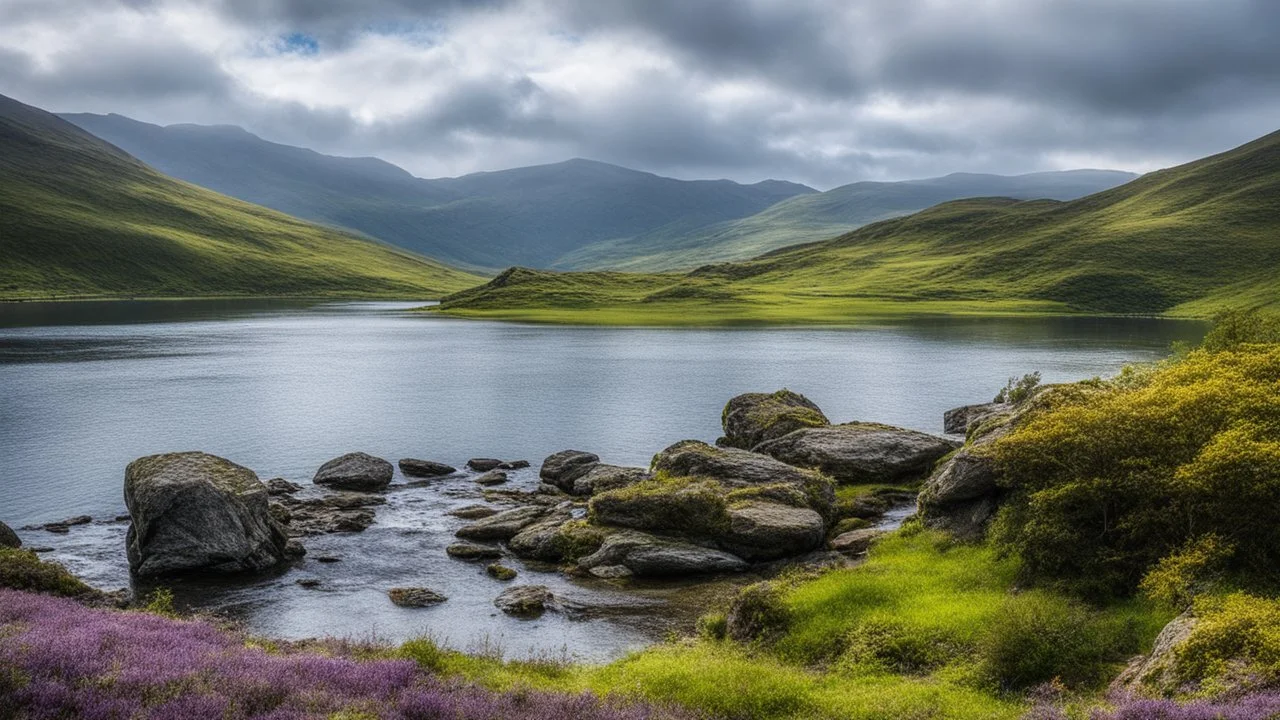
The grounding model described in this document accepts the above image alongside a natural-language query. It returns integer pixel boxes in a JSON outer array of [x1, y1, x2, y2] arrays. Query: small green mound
[[0, 548, 103, 600]]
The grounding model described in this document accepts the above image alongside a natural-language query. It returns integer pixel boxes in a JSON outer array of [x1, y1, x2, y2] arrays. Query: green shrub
[[0, 548, 101, 600], [144, 587, 177, 616], [975, 591, 1137, 691], [697, 612, 728, 641], [840, 618, 955, 675], [1139, 535, 1235, 609], [1172, 592, 1280, 696], [991, 345, 1280, 598], [726, 582, 792, 644], [994, 372, 1042, 405], [1200, 309, 1280, 352]]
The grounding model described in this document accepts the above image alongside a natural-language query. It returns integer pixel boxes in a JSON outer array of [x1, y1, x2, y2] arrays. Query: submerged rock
[[539, 450, 600, 491], [494, 585, 555, 617], [0, 521, 20, 548], [487, 563, 518, 581], [275, 493, 384, 536], [34, 515, 93, 534], [498, 460, 531, 470], [448, 504, 499, 520], [466, 458, 504, 472], [398, 459, 457, 478], [125, 452, 297, 577], [721, 390, 829, 450], [578, 530, 748, 577], [754, 422, 959, 485], [942, 402, 1012, 435], [388, 587, 447, 607], [312, 453, 393, 492]]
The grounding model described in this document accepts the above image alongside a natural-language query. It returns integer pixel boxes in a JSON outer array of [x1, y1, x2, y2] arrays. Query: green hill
[[61, 113, 815, 270], [556, 170, 1136, 271], [436, 129, 1280, 324], [0, 95, 482, 300]]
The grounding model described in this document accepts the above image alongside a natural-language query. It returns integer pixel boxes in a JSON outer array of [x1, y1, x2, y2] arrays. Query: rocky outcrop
[[577, 530, 748, 577], [0, 521, 20, 549], [754, 423, 959, 485], [570, 464, 649, 496], [494, 585, 555, 617], [398, 459, 457, 477], [466, 458, 504, 472], [388, 587, 447, 607], [539, 450, 601, 491], [943, 402, 1012, 435], [125, 452, 298, 577], [313, 453, 393, 492], [720, 501, 825, 562], [721, 390, 829, 450], [455, 505, 567, 542]]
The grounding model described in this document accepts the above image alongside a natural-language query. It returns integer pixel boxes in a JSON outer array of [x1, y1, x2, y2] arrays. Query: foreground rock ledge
[[125, 452, 298, 577]]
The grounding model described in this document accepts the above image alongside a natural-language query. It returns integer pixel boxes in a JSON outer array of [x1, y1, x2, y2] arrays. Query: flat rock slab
[[830, 528, 885, 555], [389, 587, 447, 607], [446, 541, 503, 560], [571, 465, 649, 496], [579, 530, 748, 577], [722, 501, 825, 561], [466, 458, 504, 472], [448, 504, 499, 520], [313, 452, 394, 492], [398, 459, 457, 477], [454, 505, 549, 541], [755, 423, 960, 485]]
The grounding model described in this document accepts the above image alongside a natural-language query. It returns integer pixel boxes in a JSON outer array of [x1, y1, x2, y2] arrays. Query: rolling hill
[[435, 129, 1280, 324], [0, 95, 482, 300], [60, 113, 815, 270], [556, 169, 1137, 271]]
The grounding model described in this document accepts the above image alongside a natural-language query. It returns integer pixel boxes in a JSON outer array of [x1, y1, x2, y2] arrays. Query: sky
[[1, 0, 1278, 189]]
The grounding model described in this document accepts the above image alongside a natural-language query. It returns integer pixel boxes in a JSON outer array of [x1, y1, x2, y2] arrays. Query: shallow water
[[0, 300, 1205, 660]]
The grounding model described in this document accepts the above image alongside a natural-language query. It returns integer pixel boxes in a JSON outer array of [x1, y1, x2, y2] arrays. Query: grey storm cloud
[[0, 0, 1277, 187]]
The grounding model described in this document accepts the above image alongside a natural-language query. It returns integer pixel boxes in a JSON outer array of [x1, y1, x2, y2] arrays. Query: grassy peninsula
[[433, 129, 1280, 325], [0, 95, 483, 301]]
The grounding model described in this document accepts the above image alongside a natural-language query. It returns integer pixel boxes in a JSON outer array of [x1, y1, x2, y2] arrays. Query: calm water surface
[[0, 300, 1206, 660]]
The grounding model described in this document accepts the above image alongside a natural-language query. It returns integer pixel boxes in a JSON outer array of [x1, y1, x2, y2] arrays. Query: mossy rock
[[486, 564, 518, 581], [589, 475, 730, 537], [721, 390, 830, 450]]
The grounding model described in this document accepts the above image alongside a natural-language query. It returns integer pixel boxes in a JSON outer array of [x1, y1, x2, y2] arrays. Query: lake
[[0, 300, 1206, 660]]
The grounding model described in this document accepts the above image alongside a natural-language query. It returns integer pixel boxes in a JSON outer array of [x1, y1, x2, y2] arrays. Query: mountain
[[436, 129, 1280, 323], [0, 95, 482, 300], [556, 169, 1138, 271], [60, 113, 816, 270]]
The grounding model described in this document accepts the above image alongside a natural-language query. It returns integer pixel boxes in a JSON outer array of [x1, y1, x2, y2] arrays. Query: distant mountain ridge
[[60, 113, 816, 270], [0, 95, 481, 299]]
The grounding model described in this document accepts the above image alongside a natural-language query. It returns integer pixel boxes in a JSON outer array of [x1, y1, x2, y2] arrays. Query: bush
[[990, 345, 1280, 598], [725, 582, 791, 644], [1171, 593, 1280, 697], [1200, 309, 1280, 352], [975, 591, 1136, 691], [994, 372, 1042, 405], [0, 548, 101, 600], [1139, 535, 1235, 609]]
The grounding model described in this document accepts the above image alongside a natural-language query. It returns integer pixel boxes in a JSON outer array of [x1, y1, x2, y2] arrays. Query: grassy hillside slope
[[436, 130, 1280, 324], [61, 113, 815, 270], [1, 96, 482, 300], [556, 170, 1136, 271]]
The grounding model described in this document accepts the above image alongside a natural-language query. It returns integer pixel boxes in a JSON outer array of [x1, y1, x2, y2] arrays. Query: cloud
[[0, 0, 1277, 187]]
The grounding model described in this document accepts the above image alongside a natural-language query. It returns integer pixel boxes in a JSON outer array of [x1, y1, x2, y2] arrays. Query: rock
[[754, 423, 960, 485], [494, 585, 554, 617], [917, 435, 1005, 539], [315, 555, 342, 563], [276, 493, 383, 536], [570, 465, 649, 496], [268, 501, 293, 525], [588, 565, 634, 579], [398, 459, 457, 478], [720, 501, 826, 562], [454, 505, 552, 542], [589, 478, 728, 536], [315, 492, 387, 510], [474, 470, 509, 486], [830, 528, 884, 555], [498, 460, 531, 470], [487, 564, 518, 581], [448, 504, 499, 520], [40, 515, 93, 534], [508, 517, 572, 562], [125, 452, 297, 577], [313, 453, 393, 492], [295, 578, 322, 589], [265, 478, 302, 496], [578, 530, 748, 577], [539, 450, 601, 490], [721, 390, 829, 450], [943, 402, 1012, 435], [649, 440, 834, 516], [389, 587, 447, 607], [446, 541, 503, 560], [467, 458, 504, 472], [1112, 612, 1197, 697], [0, 521, 20, 548]]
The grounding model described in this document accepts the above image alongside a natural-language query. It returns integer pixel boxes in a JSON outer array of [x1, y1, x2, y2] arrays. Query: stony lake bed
[[0, 300, 1206, 662]]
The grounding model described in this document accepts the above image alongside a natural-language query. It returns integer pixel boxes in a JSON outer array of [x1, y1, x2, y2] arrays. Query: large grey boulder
[[455, 505, 563, 542], [754, 423, 960, 485], [943, 402, 1013, 435], [578, 530, 748, 577], [539, 450, 600, 491], [0, 521, 20, 549], [721, 390, 829, 450], [570, 464, 649, 496], [125, 452, 297, 577], [720, 501, 825, 561], [313, 452, 393, 492]]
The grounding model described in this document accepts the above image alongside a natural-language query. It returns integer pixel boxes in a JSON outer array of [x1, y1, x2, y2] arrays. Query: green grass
[[434, 129, 1280, 324], [392, 529, 1172, 720], [0, 95, 484, 300]]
